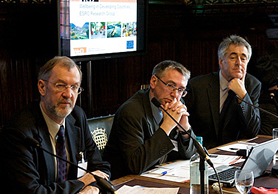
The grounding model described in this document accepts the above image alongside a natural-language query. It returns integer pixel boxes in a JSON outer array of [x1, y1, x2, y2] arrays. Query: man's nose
[[170, 89, 179, 98], [236, 57, 243, 66], [62, 87, 73, 98]]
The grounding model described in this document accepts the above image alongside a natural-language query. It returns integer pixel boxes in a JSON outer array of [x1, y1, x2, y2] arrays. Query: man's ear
[[219, 58, 223, 69], [149, 75, 157, 89], [38, 80, 46, 96]]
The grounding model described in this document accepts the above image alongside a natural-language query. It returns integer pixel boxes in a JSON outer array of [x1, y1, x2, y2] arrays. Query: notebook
[[208, 138, 278, 187]]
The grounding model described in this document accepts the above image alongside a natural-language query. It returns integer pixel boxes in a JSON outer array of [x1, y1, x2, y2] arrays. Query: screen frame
[[57, 0, 148, 62]]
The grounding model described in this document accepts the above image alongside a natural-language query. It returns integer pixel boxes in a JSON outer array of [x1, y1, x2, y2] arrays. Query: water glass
[[273, 128, 278, 139], [234, 170, 254, 194]]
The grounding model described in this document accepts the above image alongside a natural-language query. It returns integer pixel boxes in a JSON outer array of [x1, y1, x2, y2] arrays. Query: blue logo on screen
[[126, 40, 134, 49]]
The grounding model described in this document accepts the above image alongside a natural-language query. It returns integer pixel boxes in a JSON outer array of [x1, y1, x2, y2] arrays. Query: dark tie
[[220, 90, 236, 118], [219, 90, 235, 140], [56, 125, 67, 183]]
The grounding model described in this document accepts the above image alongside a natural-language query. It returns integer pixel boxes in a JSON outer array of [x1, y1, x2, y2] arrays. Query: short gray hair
[[152, 60, 190, 80], [38, 56, 82, 81], [218, 35, 252, 62]]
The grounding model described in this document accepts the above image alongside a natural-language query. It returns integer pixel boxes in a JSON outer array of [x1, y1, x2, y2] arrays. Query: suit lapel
[[142, 89, 156, 134], [65, 114, 81, 178], [35, 118, 56, 184], [207, 72, 220, 136]]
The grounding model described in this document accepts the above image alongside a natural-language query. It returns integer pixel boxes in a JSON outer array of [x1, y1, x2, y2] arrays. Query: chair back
[[87, 114, 114, 153]]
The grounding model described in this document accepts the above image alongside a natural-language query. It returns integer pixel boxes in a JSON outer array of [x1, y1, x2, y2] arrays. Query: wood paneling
[[0, 2, 277, 128]]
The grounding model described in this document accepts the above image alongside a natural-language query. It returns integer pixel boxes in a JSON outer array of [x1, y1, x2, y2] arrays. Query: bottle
[[196, 136, 203, 146], [190, 136, 209, 194]]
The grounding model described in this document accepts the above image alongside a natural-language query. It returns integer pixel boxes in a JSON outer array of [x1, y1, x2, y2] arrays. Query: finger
[[168, 98, 177, 109], [162, 102, 170, 110], [177, 107, 189, 116], [170, 100, 183, 111], [92, 170, 109, 180]]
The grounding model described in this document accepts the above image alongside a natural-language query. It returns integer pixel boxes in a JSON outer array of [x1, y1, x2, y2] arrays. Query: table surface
[[111, 135, 278, 193]]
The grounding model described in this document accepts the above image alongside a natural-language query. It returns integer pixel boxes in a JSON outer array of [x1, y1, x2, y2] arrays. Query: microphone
[[151, 97, 214, 168], [25, 137, 118, 194], [235, 94, 278, 119], [152, 97, 224, 194], [235, 92, 278, 177]]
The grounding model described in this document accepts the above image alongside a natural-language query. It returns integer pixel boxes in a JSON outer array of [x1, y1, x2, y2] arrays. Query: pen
[[161, 171, 167, 176]]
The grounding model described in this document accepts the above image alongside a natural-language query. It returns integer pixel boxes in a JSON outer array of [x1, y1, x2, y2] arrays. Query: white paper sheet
[[217, 142, 257, 153], [140, 160, 190, 182], [117, 185, 179, 194], [140, 155, 243, 183]]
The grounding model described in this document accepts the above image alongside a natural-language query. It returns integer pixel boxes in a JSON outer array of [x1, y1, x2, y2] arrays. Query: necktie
[[219, 90, 235, 138], [56, 125, 67, 183]]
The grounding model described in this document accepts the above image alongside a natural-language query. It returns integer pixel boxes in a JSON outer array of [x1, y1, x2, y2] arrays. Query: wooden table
[[111, 135, 278, 193]]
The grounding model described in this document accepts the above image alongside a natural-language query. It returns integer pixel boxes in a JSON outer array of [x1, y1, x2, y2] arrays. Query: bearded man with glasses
[[0, 56, 110, 194], [103, 60, 197, 180]]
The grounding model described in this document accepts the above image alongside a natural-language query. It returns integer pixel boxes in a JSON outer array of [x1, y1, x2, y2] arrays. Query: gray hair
[[152, 60, 190, 80], [218, 35, 252, 62], [38, 56, 82, 81]]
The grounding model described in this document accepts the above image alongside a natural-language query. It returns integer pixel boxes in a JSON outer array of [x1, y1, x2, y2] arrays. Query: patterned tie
[[56, 125, 67, 183]]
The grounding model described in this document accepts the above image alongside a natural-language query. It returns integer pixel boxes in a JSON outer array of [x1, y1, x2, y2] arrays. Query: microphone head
[[151, 97, 161, 108], [25, 137, 40, 148]]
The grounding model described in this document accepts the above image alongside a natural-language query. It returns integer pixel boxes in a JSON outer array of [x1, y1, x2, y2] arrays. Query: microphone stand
[[151, 98, 215, 194], [236, 95, 278, 119], [200, 157, 205, 194], [26, 137, 118, 194]]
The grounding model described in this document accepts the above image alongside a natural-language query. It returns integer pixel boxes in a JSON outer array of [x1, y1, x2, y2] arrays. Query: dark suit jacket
[[0, 101, 110, 194], [184, 71, 261, 149], [103, 89, 197, 180]]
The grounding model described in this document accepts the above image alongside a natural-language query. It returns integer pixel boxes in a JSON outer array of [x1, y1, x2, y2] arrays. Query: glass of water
[[234, 170, 254, 194], [273, 128, 278, 139]]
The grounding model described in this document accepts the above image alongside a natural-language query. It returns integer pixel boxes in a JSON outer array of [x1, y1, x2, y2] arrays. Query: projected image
[[91, 22, 106, 39], [122, 22, 137, 37], [107, 22, 121, 38], [70, 22, 89, 40]]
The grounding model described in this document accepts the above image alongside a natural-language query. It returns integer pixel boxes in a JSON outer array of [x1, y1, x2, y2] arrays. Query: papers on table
[[210, 155, 243, 165], [141, 160, 190, 182], [117, 185, 179, 194], [140, 155, 242, 183], [217, 142, 257, 153]]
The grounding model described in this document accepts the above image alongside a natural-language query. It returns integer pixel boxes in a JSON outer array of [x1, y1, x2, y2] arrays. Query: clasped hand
[[160, 99, 190, 135], [228, 74, 247, 102], [78, 170, 109, 194]]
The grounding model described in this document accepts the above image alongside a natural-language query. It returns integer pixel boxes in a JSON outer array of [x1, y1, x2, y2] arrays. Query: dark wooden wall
[[0, 1, 277, 129]]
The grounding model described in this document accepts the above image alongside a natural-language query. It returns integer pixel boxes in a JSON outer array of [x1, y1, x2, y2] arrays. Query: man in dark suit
[[103, 60, 197, 180], [184, 35, 261, 149], [0, 56, 110, 193]]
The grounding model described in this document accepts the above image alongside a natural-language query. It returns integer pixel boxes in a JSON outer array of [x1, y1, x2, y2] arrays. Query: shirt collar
[[219, 70, 229, 91], [40, 102, 66, 139], [149, 93, 163, 125]]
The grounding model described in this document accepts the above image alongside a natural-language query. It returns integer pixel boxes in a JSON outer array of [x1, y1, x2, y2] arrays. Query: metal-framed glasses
[[155, 75, 187, 97], [43, 80, 84, 94]]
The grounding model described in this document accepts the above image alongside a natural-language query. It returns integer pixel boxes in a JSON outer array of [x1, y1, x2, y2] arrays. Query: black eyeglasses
[[43, 80, 84, 95], [155, 75, 187, 97]]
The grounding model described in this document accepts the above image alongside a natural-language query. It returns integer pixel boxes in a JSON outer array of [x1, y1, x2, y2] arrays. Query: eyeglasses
[[155, 75, 187, 97], [43, 80, 84, 95]]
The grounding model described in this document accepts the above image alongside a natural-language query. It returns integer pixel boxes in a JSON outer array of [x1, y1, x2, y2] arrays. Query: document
[[140, 160, 190, 182], [141, 155, 243, 182], [217, 142, 257, 153], [117, 185, 179, 194]]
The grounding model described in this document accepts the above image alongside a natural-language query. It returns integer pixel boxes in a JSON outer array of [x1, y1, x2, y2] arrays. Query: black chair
[[87, 114, 114, 154]]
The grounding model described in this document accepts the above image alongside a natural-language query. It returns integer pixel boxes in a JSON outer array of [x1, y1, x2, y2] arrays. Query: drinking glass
[[234, 170, 254, 194], [273, 128, 278, 139]]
